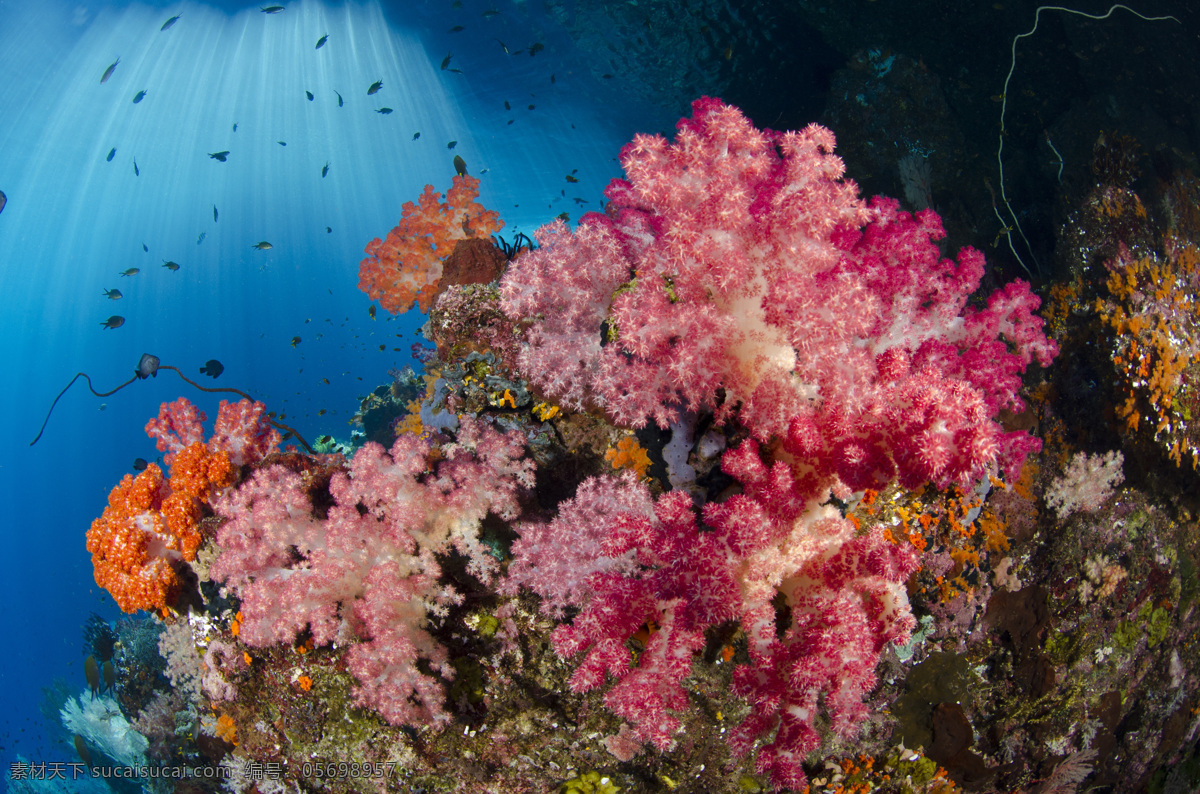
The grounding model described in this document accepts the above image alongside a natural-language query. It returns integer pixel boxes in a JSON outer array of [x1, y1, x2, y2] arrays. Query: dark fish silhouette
[[106, 147, 116, 162], [375, 107, 392, 114], [326, 226, 331, 233], [102, 288, 122, 299], [132, 90, 146, 103], [232, 122, 238, 132], [162, 260, 180, 271], [290, 336, 301, 347], [252, 241, 273, 250], [208, 151, 229, 161], [440, 54, 452, 70], [161, 15, 180, 31], [0, 190, 6, 215], [120, 268, 139, 276], [132, 458, 148, 471], [453, 155, 467, 176], [278, 141, 286, 146], [367, 79, 382, 95], [200, 359, 224, 378], [100, 316, 125, 329], [335, 90, 343, 107], [306, 90, 313, 101], [504, 100, 510, 110], [132, 159, 139, 176], [447, 140, 457, 149], [368, 304, 376, 319], [261, 5, 284, 12], [100, 58, 119, 84], [496, 39, 509, 54], [482, 9, 499, 17], [197, 232, 206, 245], [412, 132, 420, 140], [213, 205, 218, 222], [315, 34, 328, 49], [565, 174, 578, 183], [141, 243, 148, 252], [529, 42, 544, 56], [321, 162, 329, 177]]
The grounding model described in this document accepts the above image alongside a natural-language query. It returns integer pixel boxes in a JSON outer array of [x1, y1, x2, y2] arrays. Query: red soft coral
[[359, 175, 503, 315]]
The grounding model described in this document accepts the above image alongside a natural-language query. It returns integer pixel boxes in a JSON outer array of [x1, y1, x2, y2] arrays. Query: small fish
[[368, 305, 376, 319], [232, 122, 238, 132], [161, 14, 180, 31], [120, 268, 139, 276], [213, 205, 218, 222], [453, 155, 467, 176], [100, 58, 119, 84], [449, 25, 464, 32], [335, 90, 343, 107], [132, 90, 146, 103], [504, 100, 510, 110], [208, 151, 229, 161], [252, 241, 273, 250], [100, 316, 125, 330], [482, 9, 499, 17], [102, 288, 122, 299], [527, 104, 535, 110], [441, 54, 452, 70], [529, 42, 544, 56], [565, 174, 578, 183], [496, 39, 509, 54], [162, 260, 180, 271], [278, 140, 286, 146], [325, 226, 332, 233], [367, 79, 382, 95], [106, 147, 116, 162], [197, 232, 206, 245], [375, 107, 393, 115], [315, 34, 328, 49], [412, 132, 420, 140], [321, 162, 329, 177], [449, 68, 463, 74], [550, 73, 555, 84], [261, 5, 284, 13], [132, 159, 139, 176], [200, 359, 224, 378], [306, 90, 313, 101], [290, 336, 301, 347], [556, 212, 569, 222], [318, 408, 326, 416], [141, 243, 148, 252], [447, 140, 457, 149], [132, 458, 148, 471]]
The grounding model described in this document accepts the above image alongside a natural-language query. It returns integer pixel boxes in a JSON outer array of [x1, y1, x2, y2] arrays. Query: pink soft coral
[[209, 417, 533, 727], [359, 175, 503, 315], [500, 97, 1055, 494]]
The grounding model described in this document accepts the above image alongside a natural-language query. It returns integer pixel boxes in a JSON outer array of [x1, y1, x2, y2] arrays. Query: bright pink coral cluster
[[500, 97, 1056, 492], [146, 397, 281, 467], [209, 417, 533, 727], [500, 98, 1057, 789]]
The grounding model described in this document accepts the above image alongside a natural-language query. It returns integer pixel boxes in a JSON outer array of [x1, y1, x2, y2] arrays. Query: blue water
[[0, 0, 673, 778]]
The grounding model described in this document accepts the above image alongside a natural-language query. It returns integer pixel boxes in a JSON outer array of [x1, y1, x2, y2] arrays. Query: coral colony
[[69, 98, 1199, 792]]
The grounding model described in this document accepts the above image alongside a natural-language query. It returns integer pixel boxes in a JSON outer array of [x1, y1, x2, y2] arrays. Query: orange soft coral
[[359, 174, 503, 315], [87, 443, 235, 613]]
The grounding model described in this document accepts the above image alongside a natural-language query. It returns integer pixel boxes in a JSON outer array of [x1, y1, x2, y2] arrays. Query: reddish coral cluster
[[86, 442, 234, 613], [358, 175, 503, 315]]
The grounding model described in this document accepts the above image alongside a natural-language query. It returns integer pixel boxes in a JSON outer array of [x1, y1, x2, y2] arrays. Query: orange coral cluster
[[87, 442, 235, 613], [1096, 237, 1200, 465], [605, 435, 651, 478], [358, 175, 503, 315]]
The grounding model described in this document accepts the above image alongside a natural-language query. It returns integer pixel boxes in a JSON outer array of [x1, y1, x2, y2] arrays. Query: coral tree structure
[[359, 174, 504, 315]]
